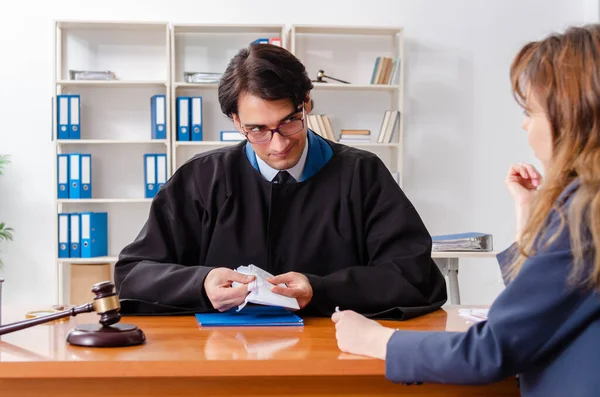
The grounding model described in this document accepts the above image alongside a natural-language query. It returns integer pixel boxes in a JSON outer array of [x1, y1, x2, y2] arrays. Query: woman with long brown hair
[[332, 24, 600, 396]]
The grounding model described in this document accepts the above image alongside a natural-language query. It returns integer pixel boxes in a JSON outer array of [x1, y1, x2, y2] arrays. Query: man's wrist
[[303, 273, 320, 290], [200, 267, 218, 308]]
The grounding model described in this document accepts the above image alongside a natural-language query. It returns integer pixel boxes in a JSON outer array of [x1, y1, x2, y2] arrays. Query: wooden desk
[[0, 305, 518, 396]]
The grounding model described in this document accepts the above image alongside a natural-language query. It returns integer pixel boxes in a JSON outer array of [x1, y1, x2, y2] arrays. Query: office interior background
[[0, 0, 596, 309]]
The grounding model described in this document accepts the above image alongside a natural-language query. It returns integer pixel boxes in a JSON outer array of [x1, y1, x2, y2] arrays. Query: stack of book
[[338, 129, 371, 144], [58, 212, 108, 258], [57, 153, 92, 199], [176, 96, 203, 141]]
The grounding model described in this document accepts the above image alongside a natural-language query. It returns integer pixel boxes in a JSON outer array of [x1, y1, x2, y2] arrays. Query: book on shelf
[[377, 110, 400, 143], [251, 37, 282, 47], [370, 56, 401, 85], [307, 114, 336, 141], [221, 131, 244, 141]]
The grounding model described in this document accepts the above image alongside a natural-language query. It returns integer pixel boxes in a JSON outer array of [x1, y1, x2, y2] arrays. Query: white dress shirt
[[255, 136, 308, 182]]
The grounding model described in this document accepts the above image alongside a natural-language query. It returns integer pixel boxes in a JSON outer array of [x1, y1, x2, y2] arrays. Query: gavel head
[[316, 69, 326, 82], [91, 281, 122, 327]]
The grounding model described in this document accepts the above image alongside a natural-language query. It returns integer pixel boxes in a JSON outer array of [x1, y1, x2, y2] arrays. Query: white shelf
[[292, 25, 403, 36], [57, 256, 119, 264], [58, 198, 152, 204], [56, 21, 169, 31], [56, 139, 167, 145], [57, 80, 167, 87], [432, 251, 500, 259], [175, 141, 396, 148], [340, 143, 400, 148], [53, 19, 173, 304], [175, 140, 241, 147], [174, 82, 219, 89], [172, 23, 284, 34], [312, 83, 400, 91]]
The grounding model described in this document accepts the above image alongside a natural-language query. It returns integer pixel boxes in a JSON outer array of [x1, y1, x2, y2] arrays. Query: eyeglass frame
[[238, 106, 306, 143]]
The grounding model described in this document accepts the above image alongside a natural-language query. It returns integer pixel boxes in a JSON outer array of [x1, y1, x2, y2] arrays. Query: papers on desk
[[232, 264, 300, 311], [458, 308, 489, 323], [432, 232, 493, 252], [195, 305, 304, 327], [195, 264, 303, 328]]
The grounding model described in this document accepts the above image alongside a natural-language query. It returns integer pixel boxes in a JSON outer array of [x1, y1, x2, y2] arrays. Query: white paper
[[458, 308, 489, 323], [232, 264, 300, 311]]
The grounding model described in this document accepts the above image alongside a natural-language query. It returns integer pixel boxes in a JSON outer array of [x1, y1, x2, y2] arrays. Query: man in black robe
[[114, 43, 447, 319]]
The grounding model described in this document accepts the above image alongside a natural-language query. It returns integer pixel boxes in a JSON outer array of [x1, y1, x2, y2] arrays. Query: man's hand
[[204, 267, 255, 312], [331, 310, 396, 360], [266, 272, 313, 309]]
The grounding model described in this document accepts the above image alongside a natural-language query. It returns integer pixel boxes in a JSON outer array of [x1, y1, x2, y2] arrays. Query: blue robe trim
[[244, 129, 333, 182]]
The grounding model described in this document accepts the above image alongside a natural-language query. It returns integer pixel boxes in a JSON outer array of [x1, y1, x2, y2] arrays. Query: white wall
[[585, 0, 600, 21], [0, 0, 589, 309]]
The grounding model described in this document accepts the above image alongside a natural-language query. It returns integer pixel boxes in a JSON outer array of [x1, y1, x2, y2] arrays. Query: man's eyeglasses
[[240, 107, 305, 144]]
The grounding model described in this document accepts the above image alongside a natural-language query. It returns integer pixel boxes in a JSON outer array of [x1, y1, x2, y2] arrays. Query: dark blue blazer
[[386, 180, 600, 397]]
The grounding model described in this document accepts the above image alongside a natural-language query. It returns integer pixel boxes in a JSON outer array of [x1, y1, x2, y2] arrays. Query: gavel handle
[[0, 303, 94, 336], [324, 74, 351, 84]]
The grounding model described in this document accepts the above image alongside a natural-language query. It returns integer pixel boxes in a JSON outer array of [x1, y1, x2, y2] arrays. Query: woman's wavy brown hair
[[507, 24, 600, 291]]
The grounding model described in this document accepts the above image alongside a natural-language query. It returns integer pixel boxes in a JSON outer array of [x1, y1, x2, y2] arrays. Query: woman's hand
[[505, 163, 542, 205], [505, 163, 542, 240], [331, 310, 396, 360]]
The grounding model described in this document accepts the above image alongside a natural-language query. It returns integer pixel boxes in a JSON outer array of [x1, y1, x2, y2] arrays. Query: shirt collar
[[255, 135, 309, 182]]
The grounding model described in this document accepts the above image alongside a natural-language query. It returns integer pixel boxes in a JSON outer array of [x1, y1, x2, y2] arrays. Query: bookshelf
[[170, 23, 286, 171], [50, 21, 404, 304], [52, 20, 171, 303], [289, 24, 404, 183]]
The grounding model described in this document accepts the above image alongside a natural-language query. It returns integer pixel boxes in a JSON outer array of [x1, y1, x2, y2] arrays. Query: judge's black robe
[[114, 133, 447, 319]]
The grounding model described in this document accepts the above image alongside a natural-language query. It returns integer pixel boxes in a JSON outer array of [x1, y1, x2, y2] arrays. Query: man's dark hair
[[218, 43, 314, 119]]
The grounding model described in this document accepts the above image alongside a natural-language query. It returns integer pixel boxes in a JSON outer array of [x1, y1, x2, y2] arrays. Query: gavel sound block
[[0, 281, 145, 347]]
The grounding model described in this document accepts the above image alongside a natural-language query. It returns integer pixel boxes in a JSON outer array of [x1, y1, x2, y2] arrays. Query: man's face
[[233, 93, 308, 171]]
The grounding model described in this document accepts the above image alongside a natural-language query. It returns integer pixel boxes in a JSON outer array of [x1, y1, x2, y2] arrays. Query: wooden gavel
[[313, 69, 351, 84], [0, 281, 145, 347]]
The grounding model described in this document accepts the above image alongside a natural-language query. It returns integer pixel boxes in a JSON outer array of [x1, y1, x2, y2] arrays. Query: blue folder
[[151, 94, 166, 139], [176, 96, 190, 141], [80, 212, 108, 258], [195, 306, 304, 327]]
